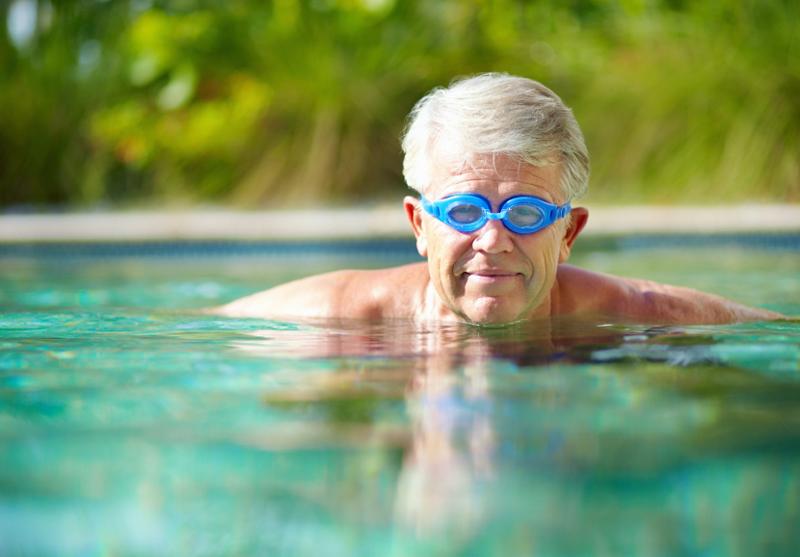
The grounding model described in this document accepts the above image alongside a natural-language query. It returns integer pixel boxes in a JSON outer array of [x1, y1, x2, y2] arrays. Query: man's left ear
[[559, 207, 589, 262]]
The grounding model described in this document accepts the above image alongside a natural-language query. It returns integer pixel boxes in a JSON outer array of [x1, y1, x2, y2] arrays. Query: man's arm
[[618, 277, 783, 324], [212, 270, 376, 320], [212, 263, 428, 320], [556, 265, 784, 324]]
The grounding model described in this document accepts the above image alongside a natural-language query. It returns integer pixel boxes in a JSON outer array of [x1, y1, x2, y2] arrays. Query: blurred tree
[[0, 0, 797, 208]]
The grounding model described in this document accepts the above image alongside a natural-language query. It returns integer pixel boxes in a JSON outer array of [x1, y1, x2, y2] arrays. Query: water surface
[[0, 240, 798, 556]]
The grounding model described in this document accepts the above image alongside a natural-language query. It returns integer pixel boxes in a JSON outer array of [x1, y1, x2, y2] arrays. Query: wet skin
[[403, 155, 585, 324], [216, 155, 783, 325]]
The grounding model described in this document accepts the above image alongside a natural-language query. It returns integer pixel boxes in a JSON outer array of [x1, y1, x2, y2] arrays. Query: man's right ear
[[403, 196, 428, 257]]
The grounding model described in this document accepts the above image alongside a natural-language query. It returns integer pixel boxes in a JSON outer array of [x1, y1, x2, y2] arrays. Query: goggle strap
[[420, 197, 439, 219]]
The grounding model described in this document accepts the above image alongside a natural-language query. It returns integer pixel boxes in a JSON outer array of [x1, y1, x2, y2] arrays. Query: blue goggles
[[420, 193, 571, 235]]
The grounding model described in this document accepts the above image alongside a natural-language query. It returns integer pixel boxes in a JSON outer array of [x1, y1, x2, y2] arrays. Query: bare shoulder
[[213, 270, 357, 319], [213, 262, 428, 320], [555, 264, 782, 324]]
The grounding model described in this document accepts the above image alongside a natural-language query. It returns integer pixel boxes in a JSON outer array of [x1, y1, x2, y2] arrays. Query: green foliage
[[1, 0, 798, 207]]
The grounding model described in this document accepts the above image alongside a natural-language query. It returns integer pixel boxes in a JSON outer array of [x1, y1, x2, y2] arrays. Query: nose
[[471, 220, 514, 253]]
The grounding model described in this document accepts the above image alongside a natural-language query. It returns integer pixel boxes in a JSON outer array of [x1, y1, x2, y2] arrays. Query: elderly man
[[218, 73, 780, 325]]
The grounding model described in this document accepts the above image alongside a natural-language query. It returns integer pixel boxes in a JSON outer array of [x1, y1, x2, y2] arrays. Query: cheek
[[425, 232, 474, 301], [427, 228, 471, 266], [524, 233, 563, 280]]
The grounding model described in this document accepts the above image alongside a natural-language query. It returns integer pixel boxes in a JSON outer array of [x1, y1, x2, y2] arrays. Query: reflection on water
[[235, 317, 800, 550], [3, 309, 797, 555]]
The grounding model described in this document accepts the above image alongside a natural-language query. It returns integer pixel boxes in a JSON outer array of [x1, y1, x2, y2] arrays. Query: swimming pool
[[1, 236, 798, 556]]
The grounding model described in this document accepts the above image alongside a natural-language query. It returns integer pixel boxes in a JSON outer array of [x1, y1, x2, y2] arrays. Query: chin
[[461, 298, 524, 326]]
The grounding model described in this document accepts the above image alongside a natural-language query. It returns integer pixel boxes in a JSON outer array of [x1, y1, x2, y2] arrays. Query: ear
[[559, 207, 588, 262], [404, 196, 428, 257]]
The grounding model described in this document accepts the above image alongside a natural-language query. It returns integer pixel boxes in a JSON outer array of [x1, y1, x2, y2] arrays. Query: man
[[217, 73, 781, 325]]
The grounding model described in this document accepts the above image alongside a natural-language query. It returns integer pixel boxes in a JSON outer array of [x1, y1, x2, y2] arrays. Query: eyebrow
[[437, 178, 558, 201]]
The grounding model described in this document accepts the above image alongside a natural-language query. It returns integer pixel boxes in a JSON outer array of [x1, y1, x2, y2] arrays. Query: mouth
[[461, 270, 522, 283]]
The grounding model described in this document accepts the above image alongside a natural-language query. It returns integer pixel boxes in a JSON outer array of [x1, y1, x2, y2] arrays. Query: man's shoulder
[[554, 264, 780, 324], [214, 262, 428, 320], [554, 265, 628, 315]]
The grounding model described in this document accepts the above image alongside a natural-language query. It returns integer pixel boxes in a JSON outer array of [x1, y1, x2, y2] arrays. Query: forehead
[[428, 153, 563, 202]]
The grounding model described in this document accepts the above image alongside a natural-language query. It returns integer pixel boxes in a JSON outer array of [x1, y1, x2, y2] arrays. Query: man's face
[[405, 154, 585, 325]]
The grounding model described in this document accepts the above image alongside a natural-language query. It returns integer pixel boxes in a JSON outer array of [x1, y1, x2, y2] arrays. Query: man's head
[[401, 73, 589, 200], [401, 74, 590, 325]]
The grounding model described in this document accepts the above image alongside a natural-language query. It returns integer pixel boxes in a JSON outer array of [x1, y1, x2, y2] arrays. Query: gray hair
[[401, 73, 589, 200]]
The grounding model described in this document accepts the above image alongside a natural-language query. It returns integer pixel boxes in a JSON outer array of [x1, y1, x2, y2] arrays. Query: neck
[[421, 281, 459, 322]]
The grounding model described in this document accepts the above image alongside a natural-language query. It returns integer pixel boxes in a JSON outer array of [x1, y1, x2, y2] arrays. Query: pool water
[[1, 239, 799, 556]]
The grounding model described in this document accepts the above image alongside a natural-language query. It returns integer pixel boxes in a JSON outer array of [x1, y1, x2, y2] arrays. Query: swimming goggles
[[420, 193, 571, 235]]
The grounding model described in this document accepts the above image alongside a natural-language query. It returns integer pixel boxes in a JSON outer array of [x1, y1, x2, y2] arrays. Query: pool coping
[[1, 204, 799, 242]]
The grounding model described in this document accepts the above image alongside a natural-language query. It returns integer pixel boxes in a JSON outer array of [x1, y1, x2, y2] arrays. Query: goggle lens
[[506, 204, 544, 228], [446, 202, 484, 225]]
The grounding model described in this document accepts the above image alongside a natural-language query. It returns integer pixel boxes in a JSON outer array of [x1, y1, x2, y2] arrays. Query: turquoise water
[[1, 239, 799, 556]]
